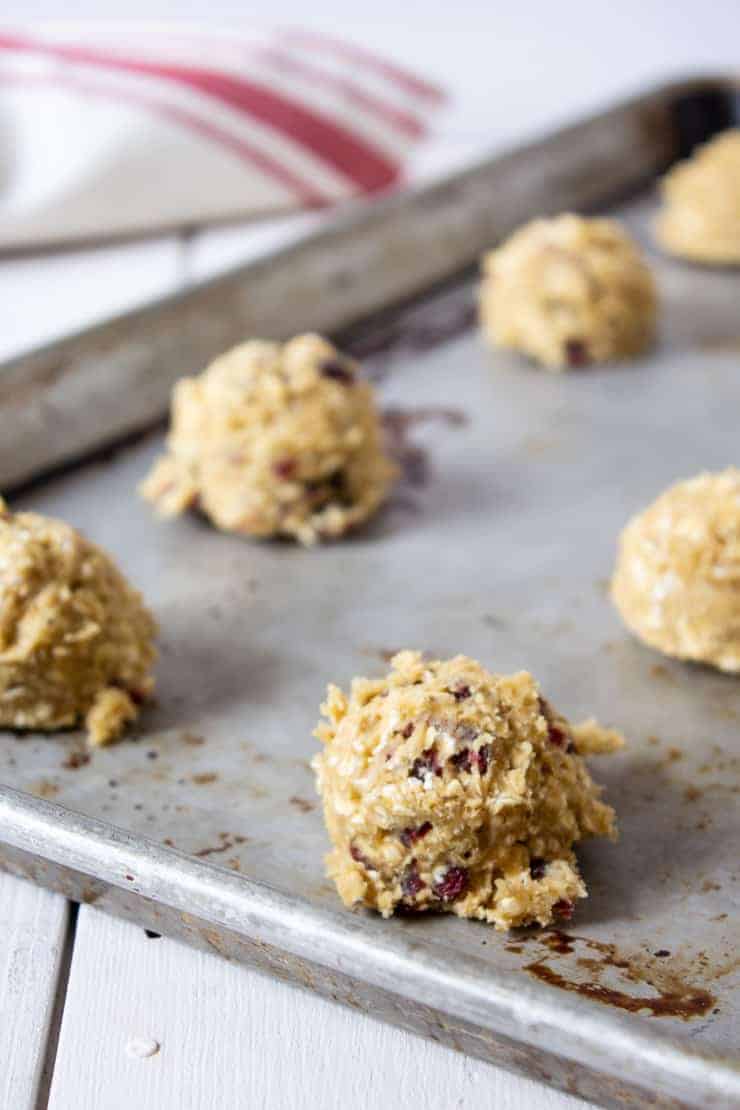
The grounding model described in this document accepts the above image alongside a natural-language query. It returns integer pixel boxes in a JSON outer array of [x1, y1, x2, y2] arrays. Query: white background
[[1, 3, 738, 1108]]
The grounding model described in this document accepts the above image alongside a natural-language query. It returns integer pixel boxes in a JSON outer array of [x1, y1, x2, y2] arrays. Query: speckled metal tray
[[0, 77, 739, 1110]]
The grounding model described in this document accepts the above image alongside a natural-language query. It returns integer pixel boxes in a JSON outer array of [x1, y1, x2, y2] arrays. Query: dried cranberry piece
[[349, 842, 374, 870], [553, 898, 575, 920], [433, 866, 469, 903], [451, 742, 491, 775], [112, 682, 147, 706], [401, 862, 425, 898], [449, 683, 471, 701], [564, 338, 589, 367], [410, 747, 442, 780], [400, 721, 414, 740], [320, 358, 354, 384], [450, 748, 473, 773], [273, 458, 297, 480], [476, 743, 492, 775], [548, 723, 571, 749], [529, 858, 547, 880], [539, 698, 575, 752], [400, 821, 432, 847]]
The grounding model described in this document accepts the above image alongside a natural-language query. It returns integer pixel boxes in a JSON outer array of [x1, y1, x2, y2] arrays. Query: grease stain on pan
[[29, 778, 59, 799], [527, 962, 715, 1020], [345, 285, 477, 383], [382, 405, 468, 490], [521, 930, 717, 1020]]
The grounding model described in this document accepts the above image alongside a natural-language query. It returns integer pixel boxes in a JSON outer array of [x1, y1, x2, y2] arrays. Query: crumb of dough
[[140, 334, 398, 546], [85, 687, 138, 748], [571, 718, 626, 755], [0, 497, 156, 746], [312, 650, 618, 930], [655, 130, 740, 265], [479, 214, 657, 370], [611, 468, 740, 672]]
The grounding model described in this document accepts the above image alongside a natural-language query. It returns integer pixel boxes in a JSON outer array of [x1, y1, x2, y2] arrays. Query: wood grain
[[0, 873, 70, 1110], [48, 906, 591, 1110]]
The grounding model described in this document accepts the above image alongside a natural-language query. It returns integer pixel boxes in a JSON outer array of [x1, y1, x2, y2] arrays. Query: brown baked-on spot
[[433, 866, 469, 902], [410, 747, 442, 779], [400, 821, 432, 847], [530, 857, 547, 880], [289, 795, 315, 814], [181, 732, 205, 747], [401, 861, 425, 898], [62, 749, 90, 770], [564, 338, 590, 367], [195, 831, 248, 859], [273, 457, 297, 480], [320, 358, 355, 385]]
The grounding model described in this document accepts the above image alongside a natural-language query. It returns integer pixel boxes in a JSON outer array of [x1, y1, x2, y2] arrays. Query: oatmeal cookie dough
[[480, 214, 657, 370], [0, 498, 156, 746], [313, 651, 618, 930], [655, 130, 740, 265], [612, 469, 740, 672], [141, 334, 398, 546]]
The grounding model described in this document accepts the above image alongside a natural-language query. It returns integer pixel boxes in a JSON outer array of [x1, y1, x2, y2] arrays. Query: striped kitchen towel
[[0, 25, 446, 250]]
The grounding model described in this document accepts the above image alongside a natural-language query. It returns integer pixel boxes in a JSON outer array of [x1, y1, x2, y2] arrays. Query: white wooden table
[[2, 4, 738, 1106]]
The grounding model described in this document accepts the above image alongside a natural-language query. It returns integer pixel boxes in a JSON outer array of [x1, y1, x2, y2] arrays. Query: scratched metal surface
[[2, 188, 739, 1072]]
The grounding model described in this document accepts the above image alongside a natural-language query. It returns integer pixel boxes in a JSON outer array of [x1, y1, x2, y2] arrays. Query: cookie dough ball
[[141, 334, 398, 546], [655, 130, 740, 264], [0, 499, 157, 746], [612, 469, 740, 672], [313, 651, 619, 930], [480, 214, 657, 370]]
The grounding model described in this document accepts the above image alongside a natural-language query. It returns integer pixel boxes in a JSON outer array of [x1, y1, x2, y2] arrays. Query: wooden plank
[[49, 906, 591, 1110], [0, 873, 71, 1110]]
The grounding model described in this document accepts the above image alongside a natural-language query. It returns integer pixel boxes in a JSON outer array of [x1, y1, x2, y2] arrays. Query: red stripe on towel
[[0, 32, 401, 192], [0, 69, 331, 207]]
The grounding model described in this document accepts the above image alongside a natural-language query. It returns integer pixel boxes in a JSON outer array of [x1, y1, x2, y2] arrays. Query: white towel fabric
[[0, 25, 445, 250]]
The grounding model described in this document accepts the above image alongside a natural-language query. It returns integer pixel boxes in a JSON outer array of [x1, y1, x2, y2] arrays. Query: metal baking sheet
[[1, 78, 739, 1109]]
